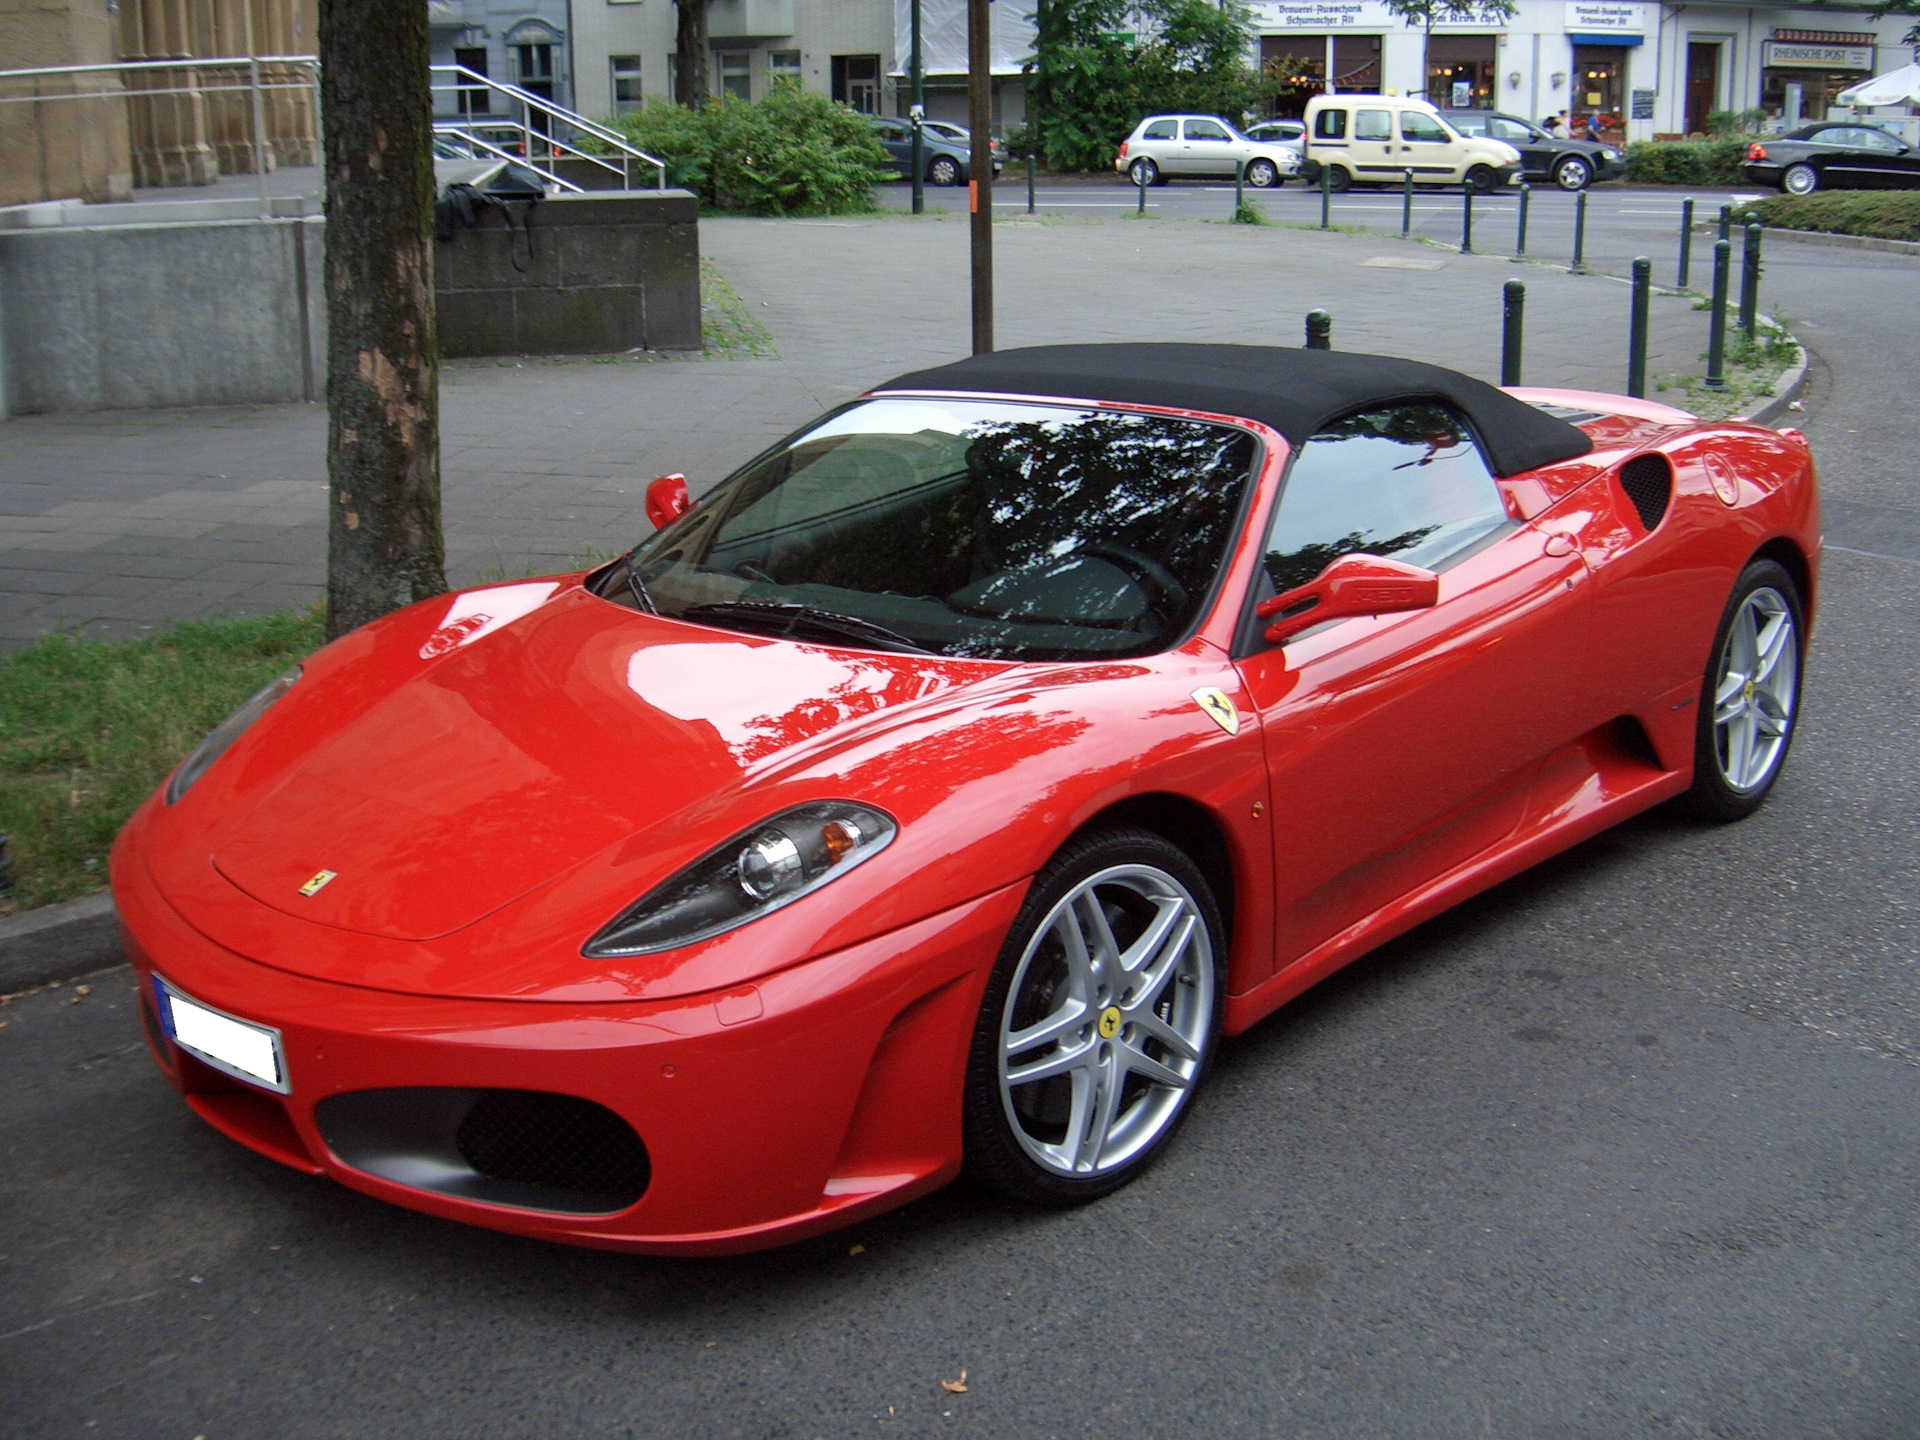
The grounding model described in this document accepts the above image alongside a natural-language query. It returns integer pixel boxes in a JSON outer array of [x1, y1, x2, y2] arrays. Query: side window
[[1489, 117, 1528, 141], [1400, 111, 1450, 143], [1854, 127, 1902, 152], [1142, 119, 1177, 141], [1260, 404, 1510, 595], [1810, 127, 1849, 146], [1354, 108, 1392, 141], [1314, 108, 1347, 140], [1184, 119, 1229, 141]]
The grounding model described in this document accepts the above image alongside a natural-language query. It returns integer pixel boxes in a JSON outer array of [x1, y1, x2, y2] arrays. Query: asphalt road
[[4, 235, 1919, 1439], [881, 177, 1770, 286]]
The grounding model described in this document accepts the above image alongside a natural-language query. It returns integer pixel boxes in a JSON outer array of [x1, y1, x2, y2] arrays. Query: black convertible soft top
[[878, 343, 1594, 478]]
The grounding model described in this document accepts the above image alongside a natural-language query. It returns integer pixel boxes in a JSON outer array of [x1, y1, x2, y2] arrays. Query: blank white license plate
[[154, 977, 289, 1094]]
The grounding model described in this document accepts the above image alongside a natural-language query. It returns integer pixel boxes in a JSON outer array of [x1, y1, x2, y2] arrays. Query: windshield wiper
[[618, 554, 658, 614], [680, 601, 932, 654]]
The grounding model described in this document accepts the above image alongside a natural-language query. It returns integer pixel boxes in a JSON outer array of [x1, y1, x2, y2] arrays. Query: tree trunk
[[674, 1, 710, 108], [318, 0, 445, 641]]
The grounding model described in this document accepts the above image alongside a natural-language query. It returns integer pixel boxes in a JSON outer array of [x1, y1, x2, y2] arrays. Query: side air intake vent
[[1618, 453, 1673, 531], [318, 1087, 651, 1214]]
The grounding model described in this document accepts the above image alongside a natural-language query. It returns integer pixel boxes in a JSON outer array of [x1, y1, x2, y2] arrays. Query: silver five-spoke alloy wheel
[[997, 864, 1214, 1177], [1713, 584, 1799, 792]]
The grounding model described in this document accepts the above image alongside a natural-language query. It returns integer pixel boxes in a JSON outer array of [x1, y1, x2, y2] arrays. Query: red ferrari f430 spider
[[114, 345, 1819, 1253]]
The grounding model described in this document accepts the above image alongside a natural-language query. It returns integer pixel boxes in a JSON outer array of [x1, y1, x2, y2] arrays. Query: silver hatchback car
[[1115, 114, 1302, 187]]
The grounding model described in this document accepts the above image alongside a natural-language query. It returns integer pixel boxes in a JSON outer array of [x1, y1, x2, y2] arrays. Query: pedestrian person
[[1545, 112, 1568, 138], [1584, 111, 1603, 141]]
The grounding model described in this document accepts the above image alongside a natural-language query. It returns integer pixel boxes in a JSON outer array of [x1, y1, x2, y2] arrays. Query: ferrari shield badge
[[298, 869, 337, 897], [1191, 688, 1239, 736]]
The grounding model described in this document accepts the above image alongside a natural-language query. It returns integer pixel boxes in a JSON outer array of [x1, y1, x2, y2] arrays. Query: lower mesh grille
[[316, 1087, 650, 1215], [456, 1090, 651, 1197], [1618, 453, 1673, 530]]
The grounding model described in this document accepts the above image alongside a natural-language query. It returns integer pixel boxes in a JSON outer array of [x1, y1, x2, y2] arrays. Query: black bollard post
[[1137, 162, 1147, 215], [1502, 278, 1525, 386], [1678, 196, 1694, 287], [1571, 188, 1587, 272], [1740, 220, 1762, 339], [1706, 238, 1731, 389], [1402, 169, 1413, 237], [1627, 256, 1651, 398], [1320, 162, 1331, 229], [1235, 158, 1245, 216], [1026, 152, 1035, 214], [1461, 181, 1474, 253], [1305, 308, 1332, 350], [1516, 182, 1530, 257], [1718, 203, 1731, 244]]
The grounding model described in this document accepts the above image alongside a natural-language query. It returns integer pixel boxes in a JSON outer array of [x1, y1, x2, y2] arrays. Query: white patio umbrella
[[1837, 64, 1920, 107]]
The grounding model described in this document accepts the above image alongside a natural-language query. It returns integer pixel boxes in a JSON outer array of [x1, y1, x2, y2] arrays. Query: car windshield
[[603, 397, 1261, 661]]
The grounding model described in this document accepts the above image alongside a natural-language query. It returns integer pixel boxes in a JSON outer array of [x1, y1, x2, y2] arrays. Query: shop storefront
[[1760, 32, 1877, 123], [1248, 1, 1389, 116], [1564, 2, 1645, 139]]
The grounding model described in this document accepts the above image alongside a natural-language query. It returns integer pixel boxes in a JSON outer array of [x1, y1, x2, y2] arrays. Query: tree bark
[[674, 1, 710, 108], [319, 0, 445, 641]]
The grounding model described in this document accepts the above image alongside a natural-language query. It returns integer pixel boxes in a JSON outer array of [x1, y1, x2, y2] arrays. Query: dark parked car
[[870, 116, 1003, 186], [1444, 110, 1624, 190], [1742, 122, 1920, 193]]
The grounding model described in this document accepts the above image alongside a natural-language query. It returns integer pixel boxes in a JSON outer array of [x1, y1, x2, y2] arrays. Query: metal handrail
[[435, 125, 584, 194], [0, 54, 318, 81], [430, 64, 665, 189]]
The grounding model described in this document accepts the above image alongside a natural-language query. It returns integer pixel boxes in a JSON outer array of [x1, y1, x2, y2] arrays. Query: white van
[[1302, 94, 1522, 192]]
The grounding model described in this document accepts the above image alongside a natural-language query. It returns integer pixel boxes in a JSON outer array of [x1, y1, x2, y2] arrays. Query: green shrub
[[608, 83, 889, 216], [1624, 137, 1747, 185], [1732, 191, 1920, 242]]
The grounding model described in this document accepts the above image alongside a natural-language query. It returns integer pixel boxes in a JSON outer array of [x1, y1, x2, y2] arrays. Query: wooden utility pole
[[968, 0, 993, 354], [318, 0, 445, 640]]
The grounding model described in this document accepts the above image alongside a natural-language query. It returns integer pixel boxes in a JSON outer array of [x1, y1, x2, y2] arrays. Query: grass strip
[[0, 609, 324, 914]]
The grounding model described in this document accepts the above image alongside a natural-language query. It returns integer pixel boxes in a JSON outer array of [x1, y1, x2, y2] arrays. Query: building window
[[718, 51, 752, 102], [769, 49, 801, 86], [454, 46, 490, 115], [1426, 34, 1496, 110], [611, 54, 642, 113], [832, 54, 881, 113]]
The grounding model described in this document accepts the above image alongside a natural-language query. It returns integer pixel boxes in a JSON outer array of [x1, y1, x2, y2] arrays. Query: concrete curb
[[0, 891, 124, 994], [1694, 220, 1920, 258], [1741, 335, 1811, 428]]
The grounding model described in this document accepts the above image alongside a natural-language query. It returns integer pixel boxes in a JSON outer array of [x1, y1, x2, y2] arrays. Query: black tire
[[1682, 558, 1805, 822], [1782, 162, 1818, 196], [1553, 154, 1592, 191], [1128, 156, 1160, 187], [1325, 164, 1352, 194], [1245, 157, 1279, 189], [928, 155, 963, 187], [1465, 164, 1499, 193], [963, 825, 1226, 1206]]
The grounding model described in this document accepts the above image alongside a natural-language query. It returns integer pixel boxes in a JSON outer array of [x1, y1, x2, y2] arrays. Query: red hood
[[208, 588, 998, 942]]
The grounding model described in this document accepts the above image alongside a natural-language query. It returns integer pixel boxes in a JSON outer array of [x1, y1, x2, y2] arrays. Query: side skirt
[[1223, 726, 1691, 1035]]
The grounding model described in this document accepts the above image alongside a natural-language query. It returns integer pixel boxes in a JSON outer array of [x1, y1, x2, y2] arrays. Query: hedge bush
[[1732, 191, 1920, 242], [1624, 137, 1747, 185], [608, 83, 889, 216]]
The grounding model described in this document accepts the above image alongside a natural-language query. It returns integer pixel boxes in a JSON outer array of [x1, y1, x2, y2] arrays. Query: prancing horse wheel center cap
[[1743, 679, 1756, 702], [1098, 1006, 1122, 1040]]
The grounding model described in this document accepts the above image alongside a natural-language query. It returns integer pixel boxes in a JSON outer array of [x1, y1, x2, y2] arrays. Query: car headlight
[[1497, 142, 1522, 163], [1601, 146, 1620, 160], [583, 800, 897, 957], [164, 666, 301, 805]]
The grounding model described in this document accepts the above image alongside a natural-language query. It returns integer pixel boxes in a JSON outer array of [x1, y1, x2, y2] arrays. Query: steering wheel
[[733, 559, 778, 585], [1074, 541, 1189, 618]]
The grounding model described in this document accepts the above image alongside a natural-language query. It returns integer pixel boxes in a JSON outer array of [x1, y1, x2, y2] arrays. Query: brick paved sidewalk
[[0, 213, 1731, 649]]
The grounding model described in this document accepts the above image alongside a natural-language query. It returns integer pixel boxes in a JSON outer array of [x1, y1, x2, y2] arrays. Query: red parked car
[[114, 345, 1819, 1254]]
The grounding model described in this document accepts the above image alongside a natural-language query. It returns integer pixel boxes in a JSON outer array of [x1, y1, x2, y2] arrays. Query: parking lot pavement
[[3, 537, 1917, 1438], [3, 212, 1740, 648], [5, 208, 1920, 1438]]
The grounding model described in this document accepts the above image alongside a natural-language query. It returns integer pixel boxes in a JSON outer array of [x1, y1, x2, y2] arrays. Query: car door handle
[[1543, 533, 1578, 557]]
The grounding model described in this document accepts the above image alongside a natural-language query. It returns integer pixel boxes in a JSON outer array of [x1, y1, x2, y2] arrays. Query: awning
[[1568, 32, 1645, 46], [1838, 63, 1920, 105]]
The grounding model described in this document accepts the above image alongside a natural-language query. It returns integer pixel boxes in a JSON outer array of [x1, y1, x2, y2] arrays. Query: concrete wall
[[437, 190, 699, 358], [0, 213, 322, 414], [0, 189, 700, 416]]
